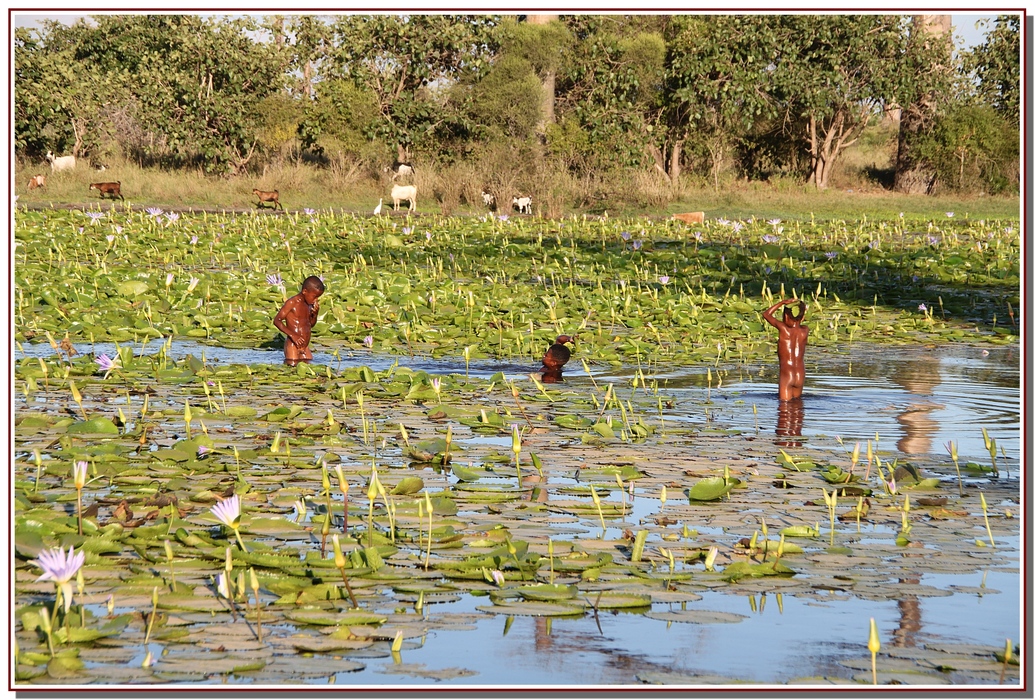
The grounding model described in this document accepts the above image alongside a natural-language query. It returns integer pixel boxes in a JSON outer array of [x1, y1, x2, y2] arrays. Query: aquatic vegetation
[[11, 208, 1021, 686]]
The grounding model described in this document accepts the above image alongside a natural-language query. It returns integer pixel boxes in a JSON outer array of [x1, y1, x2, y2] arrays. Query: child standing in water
[[762, 298, 808, 400], [273, 276, 324, 366]]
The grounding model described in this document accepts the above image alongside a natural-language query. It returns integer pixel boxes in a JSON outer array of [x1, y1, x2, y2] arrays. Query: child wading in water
[[762, 298, 809, 400], [273, 276, 324, 366]]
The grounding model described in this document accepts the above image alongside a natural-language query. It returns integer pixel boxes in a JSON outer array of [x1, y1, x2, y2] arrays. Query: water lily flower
[[304, 208, 315, 216], [106, 234, 115, 244], [85, 211, 105, 224], [187, 276, 200, 293], [497, 214, 509, 222], [765, 266, 772, 275], [825, 251, 838, 259], [946, 212, 954, 218], [165, 273, 174, 287], [96, 353, 118, 374], [425, 231, 432, 241], [927, 236, 939, 245], [266, 273, 283, 287], [402, 227, 412, 235], [431, 377, 442, 400], [216, 572, 232, 599], [33, 546, 85, 613], [211, 494, 242, 530], [190, 235, 198, 245], [868, 240, 879, 249], [918, 303, 927, 312], [197, 445, 210, 458], [731, 221, 744, 233], [363, 335, 374, 349], [165, 212, 180, 225], [767, 218, 781, 226], [659, 275, 670, 285], [762, 234, 779, 244], [632, 240, 642, 251], [715, 217, 730, 226], [146, 207, 164, 217], [292, 497, 308, 523], [73, 460, 88, 490], [694, 231, 703, 242], [621, 231, 631, 241], [489, 569, 505, 587]]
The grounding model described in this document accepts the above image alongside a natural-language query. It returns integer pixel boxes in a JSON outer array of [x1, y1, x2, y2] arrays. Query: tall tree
[[893, 15, 955, 194], [770, 15, 934, 189], [328, 15, 500, 160], [964, 14, 1020, 122], [525, 14, 562, 131]]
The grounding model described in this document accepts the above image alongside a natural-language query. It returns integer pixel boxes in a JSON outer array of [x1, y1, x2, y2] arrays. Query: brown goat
[[672, 211, 705, 225], [253, 189, 282, 210], [27, 174, 46, 190], [89, 181, 123, 201]]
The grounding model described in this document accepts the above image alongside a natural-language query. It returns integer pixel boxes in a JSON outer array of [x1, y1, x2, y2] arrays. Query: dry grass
[[14, 153, 1018, 222]]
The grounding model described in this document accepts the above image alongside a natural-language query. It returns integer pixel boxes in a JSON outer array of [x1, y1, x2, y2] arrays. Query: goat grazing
[[481, 191, 496, 208], [672, 211, 705, 225], [385, 161, 415, 181], [89, 181, 124, 201], [253, 189, 282, 210], [391, 184, 416, 212], [512, 196, 532, 214], [45, 151, 77, 173], [27, 174, 46, 191]]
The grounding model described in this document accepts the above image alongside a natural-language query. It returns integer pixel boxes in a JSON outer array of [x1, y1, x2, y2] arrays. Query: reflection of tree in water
[[889, 353, 943, 455], [527, 616, 713, 680], [892, 579, 922, 648]]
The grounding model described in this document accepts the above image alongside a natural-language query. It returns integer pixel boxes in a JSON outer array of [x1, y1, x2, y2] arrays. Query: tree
[[770, 15, 937, 189], [327, 15, 500, 160], [893, 15, 956, 194], [664, 15, 780, 185], [15, 19, 132, 159], [964, 15, 1020, 123], [16, 15, 288, 174], [551, 15, 667, 173]]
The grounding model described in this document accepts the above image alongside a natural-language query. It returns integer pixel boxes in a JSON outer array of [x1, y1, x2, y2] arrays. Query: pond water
[[15, 338, 1021, 687], [17, 339, 1019, 465]]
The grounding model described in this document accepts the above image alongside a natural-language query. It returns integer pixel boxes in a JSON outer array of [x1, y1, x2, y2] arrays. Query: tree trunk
[[668, 141, 682, 182], [527, 14, 559, 132], [894, 15, 951, 194]]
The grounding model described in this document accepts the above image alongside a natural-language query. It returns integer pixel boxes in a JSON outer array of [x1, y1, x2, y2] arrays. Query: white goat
[[481, 191, 495, 208], [391, 184, 416, 212], [385, 161, 415, 181], [45, 151, 76, 173], [512, 195, 532, 214]]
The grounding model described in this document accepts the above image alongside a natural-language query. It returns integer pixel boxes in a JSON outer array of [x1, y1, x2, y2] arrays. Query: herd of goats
[[22, 154, 539, 216]]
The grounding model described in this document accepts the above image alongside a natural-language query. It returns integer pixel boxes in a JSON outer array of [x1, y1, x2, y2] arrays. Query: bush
[[912, 103, 1019, 195]]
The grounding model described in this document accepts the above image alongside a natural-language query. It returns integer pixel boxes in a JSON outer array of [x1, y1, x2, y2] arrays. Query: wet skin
[[762, 299, 808, 401]]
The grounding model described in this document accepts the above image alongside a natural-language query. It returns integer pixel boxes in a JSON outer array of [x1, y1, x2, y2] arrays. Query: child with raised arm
[[762, 298, 809, 401], [273, 276, 324, 366]]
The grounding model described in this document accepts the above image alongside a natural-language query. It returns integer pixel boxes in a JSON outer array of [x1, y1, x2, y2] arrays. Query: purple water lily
[[868, 240, 879, 249], [731, 221, 744, 233], [190, 235, 198, 245], [304, 208, 316, 216], [621, 231, 631, 241], [767, 218, 781, 226], [825, 251, 838, 260], [85, 212, 104, 224], [266, 273, 283, 287], [632, 240, 642, 251], [918, 303, 927, 312], [33, 546, 85, 613], [762, 234, 779, 244], [165, 212, 180, 225], [659, 275, 670, 285], [96, 353, 118, 373], [363, 335, 374, 349], [146, 207, 164, 217]]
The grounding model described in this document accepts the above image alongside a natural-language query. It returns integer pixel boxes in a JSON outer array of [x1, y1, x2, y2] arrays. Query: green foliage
[[963, 15, 1020, 123], [912, 102, 1020, 194], [466, 55, 543, 141], [327, 15, 501, 155]]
